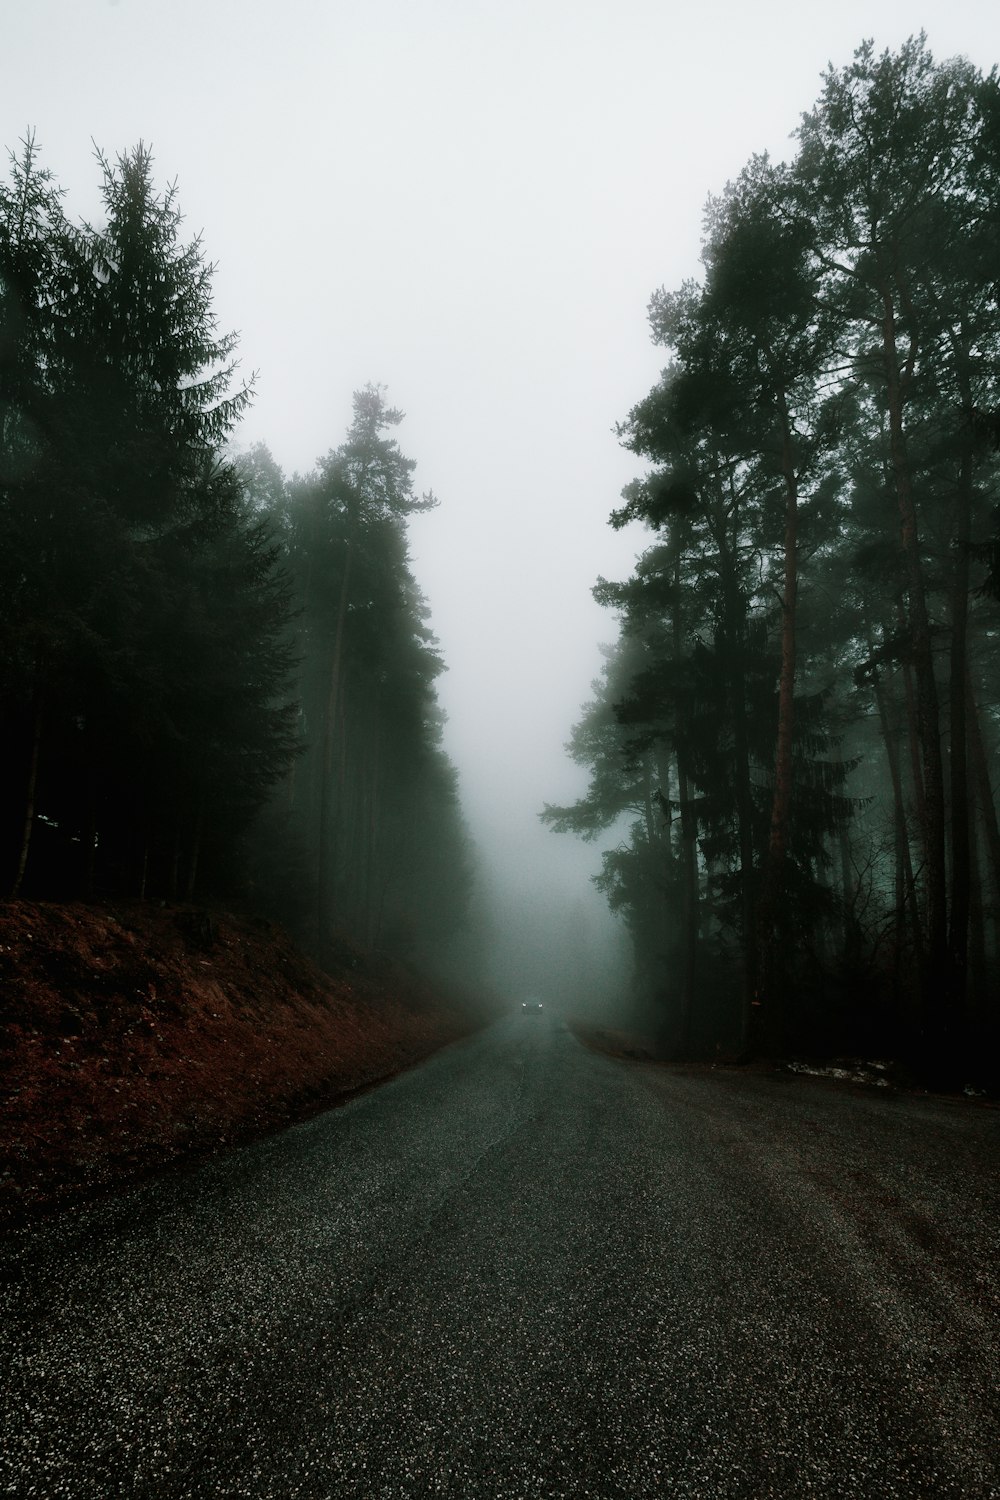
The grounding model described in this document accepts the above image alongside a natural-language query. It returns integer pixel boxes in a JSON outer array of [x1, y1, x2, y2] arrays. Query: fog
[[4, 0, 997, 1013]]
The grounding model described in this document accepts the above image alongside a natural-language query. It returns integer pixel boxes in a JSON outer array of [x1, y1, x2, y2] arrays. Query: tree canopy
[[546, 37, 1000, 1077], [1, 141, 473, 976]]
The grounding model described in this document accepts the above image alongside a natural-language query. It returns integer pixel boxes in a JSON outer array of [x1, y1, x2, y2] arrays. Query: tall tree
[[1, 141, 292, 900], [547, 38, 1000, 1064], [795, 36, 997, 1048], [305, 388, 435, 942]]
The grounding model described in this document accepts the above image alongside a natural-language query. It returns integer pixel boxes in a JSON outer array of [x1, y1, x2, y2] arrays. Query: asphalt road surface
[[2, 1013, 999, 1499]]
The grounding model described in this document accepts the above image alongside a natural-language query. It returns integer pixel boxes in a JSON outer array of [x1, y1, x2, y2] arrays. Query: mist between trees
[[0, 140, 475, 976], [543, 37, 1000, 1082]]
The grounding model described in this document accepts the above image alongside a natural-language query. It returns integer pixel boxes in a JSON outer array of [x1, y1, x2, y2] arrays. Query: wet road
[[2, 1012, 999, 1499]]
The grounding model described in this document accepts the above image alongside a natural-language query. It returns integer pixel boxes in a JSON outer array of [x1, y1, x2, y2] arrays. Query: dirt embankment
[[0, 900, 490, 1227]]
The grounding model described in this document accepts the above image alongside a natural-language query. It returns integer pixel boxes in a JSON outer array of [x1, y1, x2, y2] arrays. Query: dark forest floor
[[0, 900, 492, 1230]]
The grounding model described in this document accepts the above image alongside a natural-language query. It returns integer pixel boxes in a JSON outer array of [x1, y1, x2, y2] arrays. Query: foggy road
[[2, 1015, 999, 1500]]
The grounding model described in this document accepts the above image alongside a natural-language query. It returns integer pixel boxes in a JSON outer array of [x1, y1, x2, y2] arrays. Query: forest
[[5, 35, 1000, 1083], [544, 38, 1000, 1079], [0, 139, 472, 973]]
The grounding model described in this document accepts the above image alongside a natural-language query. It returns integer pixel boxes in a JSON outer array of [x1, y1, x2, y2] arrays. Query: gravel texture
[[2, 1013, 999, 1498]]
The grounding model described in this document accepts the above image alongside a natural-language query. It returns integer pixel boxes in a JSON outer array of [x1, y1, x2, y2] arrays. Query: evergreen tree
[[547, 37, 1000, 1066], [247, 395, 472, 968], [0, 142, 293, 900]]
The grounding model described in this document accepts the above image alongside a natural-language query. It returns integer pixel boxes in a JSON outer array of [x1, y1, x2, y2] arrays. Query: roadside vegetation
[[545, 37, 1000, 1082], [0, 140, 490, 1216], [0, 140, 474, 974], [0, 898, 487, 1225]]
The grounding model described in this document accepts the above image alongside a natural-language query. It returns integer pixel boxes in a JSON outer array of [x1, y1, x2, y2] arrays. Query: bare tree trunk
[[871, 665, 924, 981], [364, 726, 381, 946], [967, 771, 988, 1015], [713, 492, 756, 1055], [757, 394, 799, 1048], [10, 695, 43, 898], [671, 525, 698, 1055], [317, 540, 354, 943], [946, 384, 975, 1019], [900, 649, 927, 847], [838, 820, 853, 907], [882, 285, 949, 1036], [729, 577, 757, 1054], [286, 710, 301, 813], [185, 790, 206, 901], [641, 758, 657, 846], [676, 756, 699, 1055], [968, 671, 1000, 919], [82, 757, 99, 900], [169, 828, 181, 901]]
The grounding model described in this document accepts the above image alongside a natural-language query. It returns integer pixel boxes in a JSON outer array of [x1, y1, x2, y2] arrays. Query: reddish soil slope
[[0, 900, 487, 1227]]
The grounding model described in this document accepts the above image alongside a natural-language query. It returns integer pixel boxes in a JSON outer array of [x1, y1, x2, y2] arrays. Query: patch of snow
[[787, 1060, 893, 1088]]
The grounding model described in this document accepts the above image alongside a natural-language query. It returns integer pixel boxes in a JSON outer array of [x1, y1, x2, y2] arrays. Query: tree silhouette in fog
[[1, 141, 472, 972], [0, 140, 295, 900], [238, 398, 472, 967], [547, 37, 1000, 1078]]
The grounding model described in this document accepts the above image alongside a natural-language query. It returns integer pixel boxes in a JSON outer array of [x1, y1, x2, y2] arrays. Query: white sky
[[4, 0, 998, 997]]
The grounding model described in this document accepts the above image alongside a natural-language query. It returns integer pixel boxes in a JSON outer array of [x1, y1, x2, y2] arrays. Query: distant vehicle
[[521, 999, 543, 1012]]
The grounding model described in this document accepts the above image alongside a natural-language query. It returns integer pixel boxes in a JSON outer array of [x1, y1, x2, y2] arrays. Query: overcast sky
[[4, 0, 997, 998]]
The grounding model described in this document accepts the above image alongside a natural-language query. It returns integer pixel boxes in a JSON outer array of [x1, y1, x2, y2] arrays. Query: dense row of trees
[[0, 139, 471, 967], [237, 410, 473, 964], [545, 38, 1000, 1073]]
